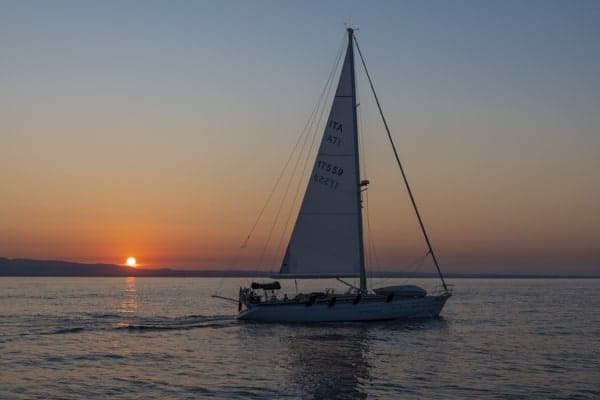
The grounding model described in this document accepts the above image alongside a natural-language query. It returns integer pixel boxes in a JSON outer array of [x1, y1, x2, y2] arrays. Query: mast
[[347, 28, 368, 293]]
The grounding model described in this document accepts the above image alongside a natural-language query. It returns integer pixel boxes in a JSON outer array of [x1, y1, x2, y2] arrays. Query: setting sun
[[125, 257, 137, 267]]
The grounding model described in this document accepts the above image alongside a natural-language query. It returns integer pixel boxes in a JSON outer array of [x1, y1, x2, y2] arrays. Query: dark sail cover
[[251, 282, 281, 290]]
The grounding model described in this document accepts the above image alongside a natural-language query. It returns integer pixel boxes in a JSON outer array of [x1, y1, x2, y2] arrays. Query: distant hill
[[0, 258, 130, 276], [0, 258, 597, 278], [0, 258, 267, 277]]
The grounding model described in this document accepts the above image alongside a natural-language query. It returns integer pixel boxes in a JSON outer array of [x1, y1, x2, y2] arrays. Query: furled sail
[[277, 40, 362, 278]]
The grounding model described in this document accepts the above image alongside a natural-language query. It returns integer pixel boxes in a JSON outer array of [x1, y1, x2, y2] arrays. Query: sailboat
[[236, 28, 452, 322]]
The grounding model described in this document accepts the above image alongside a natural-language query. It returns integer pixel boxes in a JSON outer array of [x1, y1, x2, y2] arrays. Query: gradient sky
[[1, 1, 599, 274]]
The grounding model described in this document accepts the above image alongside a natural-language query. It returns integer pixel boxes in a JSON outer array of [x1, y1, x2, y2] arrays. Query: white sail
[[277, 43, 362, 278]]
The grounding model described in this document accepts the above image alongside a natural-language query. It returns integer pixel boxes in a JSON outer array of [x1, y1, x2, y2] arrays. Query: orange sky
[[1, 2, 599, 275]]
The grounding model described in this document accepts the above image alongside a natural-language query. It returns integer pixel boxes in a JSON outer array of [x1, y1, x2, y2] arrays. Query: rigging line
[[235, 85, 326, 273], [356, 66, 367, 181], [398, 252, 430, 285], [270, 34, 346, 266], [259, 33, 347, 270], [270, 34, 348, 267], [364, 197, 380, 274], [256, 124, 311, 267], [357, 88, 373, 279], [375, 252, 430, 288], [255, 128, 312, 269], [353, 33, 449, 292], [241, 35, 345, 263], [355, 75, 381, 285], [239, 122, 308, 251], [229, 99, 318, 272]]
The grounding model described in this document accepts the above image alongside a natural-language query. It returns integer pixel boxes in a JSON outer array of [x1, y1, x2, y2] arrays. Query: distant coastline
[[1, 258, 598, 279]]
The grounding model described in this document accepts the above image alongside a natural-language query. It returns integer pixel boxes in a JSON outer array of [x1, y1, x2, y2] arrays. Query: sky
[[1, 1, 599, 275]]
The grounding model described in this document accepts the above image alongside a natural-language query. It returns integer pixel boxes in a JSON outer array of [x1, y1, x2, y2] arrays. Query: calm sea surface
[[1, 277, 598, 399]]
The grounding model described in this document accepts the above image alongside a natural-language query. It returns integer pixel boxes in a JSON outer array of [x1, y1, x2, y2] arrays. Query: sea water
[[1, 277, 598, 399]]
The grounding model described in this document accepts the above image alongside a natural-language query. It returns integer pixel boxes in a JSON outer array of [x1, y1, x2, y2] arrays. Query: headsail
[[277, 33, 363, 279]]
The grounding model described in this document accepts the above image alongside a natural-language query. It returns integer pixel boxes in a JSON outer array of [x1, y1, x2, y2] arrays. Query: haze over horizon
[[2, 1, 599, 275]]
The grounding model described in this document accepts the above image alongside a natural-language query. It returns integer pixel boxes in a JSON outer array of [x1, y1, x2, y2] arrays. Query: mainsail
[[278, 36, 364, 278]]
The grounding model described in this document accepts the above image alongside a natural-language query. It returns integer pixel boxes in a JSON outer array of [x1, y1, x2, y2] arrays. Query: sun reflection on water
[[118, 276, 138, 315]]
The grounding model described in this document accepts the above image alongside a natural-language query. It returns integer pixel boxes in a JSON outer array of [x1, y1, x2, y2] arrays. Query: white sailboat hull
[[238, 294, 450, 323]]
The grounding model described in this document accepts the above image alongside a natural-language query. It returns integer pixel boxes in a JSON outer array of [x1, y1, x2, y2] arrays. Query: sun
[[125, 257, 137, 267]]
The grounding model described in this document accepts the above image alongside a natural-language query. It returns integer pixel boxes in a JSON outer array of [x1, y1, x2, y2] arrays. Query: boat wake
[[30, 314, 237, 337], [115, 315, 235, 331]]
